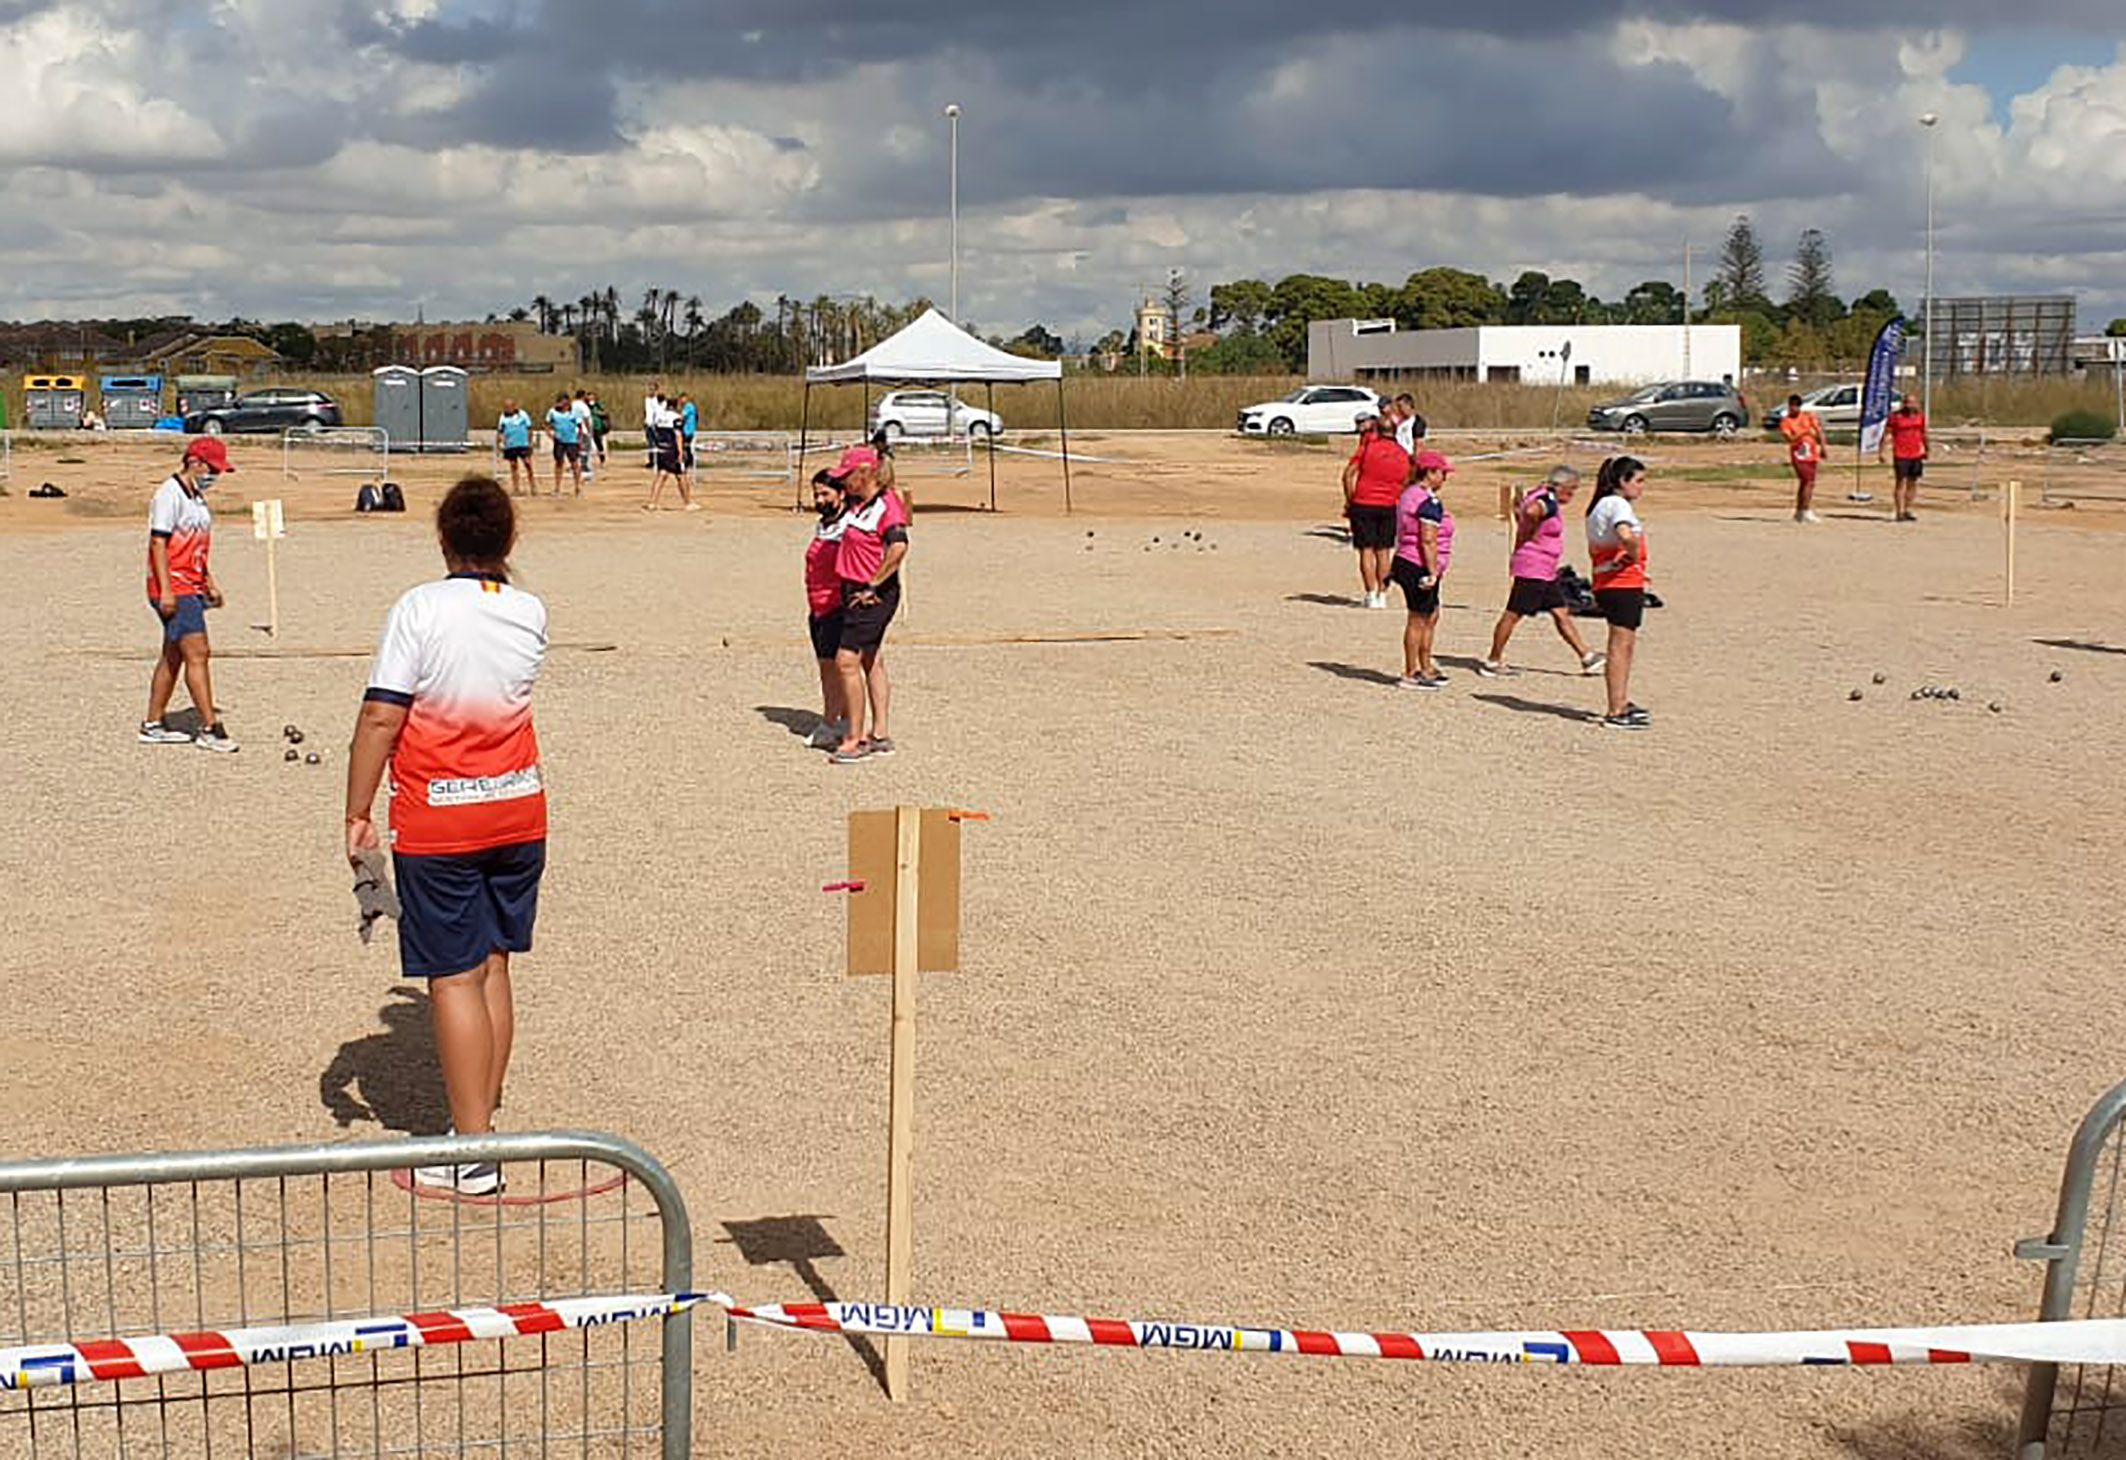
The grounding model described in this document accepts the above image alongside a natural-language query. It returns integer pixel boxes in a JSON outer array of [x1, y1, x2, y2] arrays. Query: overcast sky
[[0, 0, 2121, 339]]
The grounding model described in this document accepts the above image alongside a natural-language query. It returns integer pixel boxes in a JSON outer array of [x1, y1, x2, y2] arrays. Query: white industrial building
[[1307, 319, 1742, 387]]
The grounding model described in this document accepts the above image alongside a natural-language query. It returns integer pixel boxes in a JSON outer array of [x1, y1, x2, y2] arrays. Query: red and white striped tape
[[703, 1293, 2126, 1369], [0, 1293, 697, 1392]]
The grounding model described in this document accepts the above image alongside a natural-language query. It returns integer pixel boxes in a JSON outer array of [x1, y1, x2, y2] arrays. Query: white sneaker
[[412, 1161, 503, 1197], [193, 722, 239, 754], [1473, 660, 1509, 679], [805, 720, 847, 750], [1580, 652, 1607, 676], [1795, 510, 1822, 524], [138, 720, 193, 745]]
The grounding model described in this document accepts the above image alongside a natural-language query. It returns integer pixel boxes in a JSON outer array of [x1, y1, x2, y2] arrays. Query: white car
[[871, 389, 1001, 440], [1762, 382, 1866, 431], [1237, 385, 1385, 436]]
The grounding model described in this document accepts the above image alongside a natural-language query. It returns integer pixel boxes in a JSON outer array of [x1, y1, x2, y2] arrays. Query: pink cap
[[827, 445, 880, 479], [1413, 449, 1455, 475]]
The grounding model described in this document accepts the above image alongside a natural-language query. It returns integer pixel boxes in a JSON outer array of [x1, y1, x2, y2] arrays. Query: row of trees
[[1182, 219, 1907, 373], [513, 289, 941, 374]]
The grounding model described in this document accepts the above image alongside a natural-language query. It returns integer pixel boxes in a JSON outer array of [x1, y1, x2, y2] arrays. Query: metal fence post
[[2016, 1078, 2126, 1459]]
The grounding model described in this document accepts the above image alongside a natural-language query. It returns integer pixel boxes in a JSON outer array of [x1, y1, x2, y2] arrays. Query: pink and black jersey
[[146, 475, 212, 598], [805, 514, 848, 615], [364, 574, 548, 856], [1510, 488, 1566, 582], [1394, 484, 1455, 574], [835, 490, 910, 586]]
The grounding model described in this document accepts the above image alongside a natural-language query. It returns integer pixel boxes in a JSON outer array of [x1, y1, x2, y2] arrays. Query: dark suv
[[183, 389, 342, 436], [1587, 381, 1749, 437]]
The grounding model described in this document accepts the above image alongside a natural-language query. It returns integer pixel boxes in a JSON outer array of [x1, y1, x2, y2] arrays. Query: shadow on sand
[[319, 987, 449, 1136], [718, 1216, 886, 1393]]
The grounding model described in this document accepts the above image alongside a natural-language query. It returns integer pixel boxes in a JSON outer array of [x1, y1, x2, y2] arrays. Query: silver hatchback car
[[1587, 381, 1751, 437]]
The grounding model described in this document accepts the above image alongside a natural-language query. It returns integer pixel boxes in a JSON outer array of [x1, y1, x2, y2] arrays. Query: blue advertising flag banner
[[1859, 316, 1906, 457]]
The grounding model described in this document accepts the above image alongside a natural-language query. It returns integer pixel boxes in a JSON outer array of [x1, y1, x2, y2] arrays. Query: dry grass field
[[2, 429, 2124, 1455], [259, 370, 2126, 435]]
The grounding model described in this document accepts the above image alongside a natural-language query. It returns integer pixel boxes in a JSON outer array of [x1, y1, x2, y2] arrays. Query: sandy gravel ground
[[2, 430, 2125, 1456]]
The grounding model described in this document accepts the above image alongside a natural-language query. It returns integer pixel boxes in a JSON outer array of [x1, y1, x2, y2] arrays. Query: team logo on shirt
[[426, 767, 544, 807]]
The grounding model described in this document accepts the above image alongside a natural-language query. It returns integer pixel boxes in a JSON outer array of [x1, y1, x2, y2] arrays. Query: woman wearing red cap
[[827, 446, 909, 763], [139, 437, 237, 752]]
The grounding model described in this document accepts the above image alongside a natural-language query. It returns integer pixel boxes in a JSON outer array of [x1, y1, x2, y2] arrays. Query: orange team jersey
[[1587, 495, 1649, 591], [1887, 412, 1928, 460], [364, 574, 549, 855], [145, 476, 212, 598], [1780, 410, 1825, 465], [1347, 436, 1411, 509]]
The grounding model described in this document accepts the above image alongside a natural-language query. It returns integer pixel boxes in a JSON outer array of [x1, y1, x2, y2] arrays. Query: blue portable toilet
[[100, 375, 165, 430]]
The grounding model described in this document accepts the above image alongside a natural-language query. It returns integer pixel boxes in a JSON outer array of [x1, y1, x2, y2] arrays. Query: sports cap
[[185, 438, 234, 473], [1412, 449, 1455, 474], [827, 445, 880, 480]]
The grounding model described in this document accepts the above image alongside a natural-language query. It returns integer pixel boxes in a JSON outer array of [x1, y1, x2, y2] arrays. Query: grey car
[[1587, 381, 1750, 437]]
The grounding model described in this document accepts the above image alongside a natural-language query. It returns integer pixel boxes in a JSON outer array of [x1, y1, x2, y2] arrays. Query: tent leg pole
[[797, 384, 812, 510], [1058, 378, 1073, 516], [986, 383, 998, 512]]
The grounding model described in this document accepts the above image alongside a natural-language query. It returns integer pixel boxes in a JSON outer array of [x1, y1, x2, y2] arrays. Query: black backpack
[[354, 482, 381, 513], [379, 482, 406, 513]]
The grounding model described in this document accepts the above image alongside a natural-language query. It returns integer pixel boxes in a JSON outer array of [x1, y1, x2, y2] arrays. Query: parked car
[[183, 389, 343, 436], [1236, 384, 1386, 436], [1761, 382, 1866, 431], [1586, 381, 1749, 437], [869, 389, 1001, 439]]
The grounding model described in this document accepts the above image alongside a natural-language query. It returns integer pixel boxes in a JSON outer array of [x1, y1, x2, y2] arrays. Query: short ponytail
[[1588, 455, 1643, 515]]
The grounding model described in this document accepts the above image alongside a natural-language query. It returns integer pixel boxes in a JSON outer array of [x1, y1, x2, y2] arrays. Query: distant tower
[[1135, 296, 1174, 361]]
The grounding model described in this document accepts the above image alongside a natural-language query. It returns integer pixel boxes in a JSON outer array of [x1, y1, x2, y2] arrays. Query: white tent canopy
[[806, 309, 1062, 384], [799, 308, 1072, 511]]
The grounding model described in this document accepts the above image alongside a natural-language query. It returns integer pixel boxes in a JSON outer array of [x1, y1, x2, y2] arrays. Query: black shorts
[[502, 445, 531, 463], [1894, 458, 1925, 482], [1596, 587, 1645, 631], [1347, 504, 1397, 551], [553, 441, 580, 463], [1389, 556, 1440, 615], [394, 839, 545, 979], [1506, 575, 1567, 617], [838, 577, 902, 654], [808, 611, 843, 661], [655, 447, 682, 474]]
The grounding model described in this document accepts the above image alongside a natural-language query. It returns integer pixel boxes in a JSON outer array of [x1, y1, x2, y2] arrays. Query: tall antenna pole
[[1682, 240, 1693, 378], [945, 105, 961, 324]]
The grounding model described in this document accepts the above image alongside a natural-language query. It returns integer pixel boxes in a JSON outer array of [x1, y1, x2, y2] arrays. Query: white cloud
[[0, 3, 2120, 337]]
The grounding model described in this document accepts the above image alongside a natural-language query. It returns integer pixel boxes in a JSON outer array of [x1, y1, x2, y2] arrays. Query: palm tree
[[507, 306, 530, 324], [559, 302, 577, 334], [530, 295, 554, 334], [578, 294, 599, 372], [683, 295, 704, 368]]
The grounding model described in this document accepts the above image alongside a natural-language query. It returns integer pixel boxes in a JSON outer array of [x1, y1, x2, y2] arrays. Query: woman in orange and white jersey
[[344, 476, 548, 1196], [1586, 456, 1651, 732]]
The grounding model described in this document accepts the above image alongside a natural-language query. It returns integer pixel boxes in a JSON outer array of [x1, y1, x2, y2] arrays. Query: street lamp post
[[1921, 112, 1939, 423], [945, 104, 961, 324]]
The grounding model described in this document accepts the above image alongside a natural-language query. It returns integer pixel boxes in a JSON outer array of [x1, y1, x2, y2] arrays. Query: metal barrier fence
[[283, 427, 391, 482], [690, 431, 797, 488], [0, 1131, 692, 1458], [2017, 1078, 2126, 1458], [2040, 439, 2126, 508]]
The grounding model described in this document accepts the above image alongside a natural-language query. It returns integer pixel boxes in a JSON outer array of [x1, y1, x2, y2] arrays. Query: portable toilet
[[24, 374, 87, 430], [174, 375, 236, 417], [99, 375, 165, 430], [418, 366, 470, 452], [372, 366, 422, 448]]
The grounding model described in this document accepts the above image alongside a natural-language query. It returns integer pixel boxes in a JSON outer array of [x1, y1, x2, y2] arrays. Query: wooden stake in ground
[[1496, 482, 1512, 522], [250, 499, 286, 638], [2002, 479, 2020, 606], [842, 806, 974, 1402]]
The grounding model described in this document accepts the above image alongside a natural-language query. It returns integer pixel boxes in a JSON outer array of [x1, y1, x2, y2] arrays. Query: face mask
[[193, 470, 219, 491], [817, 499, 841, 521]]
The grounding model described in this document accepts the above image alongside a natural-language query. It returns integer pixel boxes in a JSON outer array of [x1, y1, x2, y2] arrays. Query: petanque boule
[[1849, 689, 1864, 702], [304, 752, 322, 766], [284, 748, 299, 762], [1872, 672, 1887, 685], [2050, 669, 2064, 683], [1990, 701, 2005, 713]]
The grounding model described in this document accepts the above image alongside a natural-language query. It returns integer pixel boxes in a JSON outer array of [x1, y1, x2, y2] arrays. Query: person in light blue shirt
[[546, 393, 583, 496], [678, 394, 700, 479], [497, 400, 535, 495]]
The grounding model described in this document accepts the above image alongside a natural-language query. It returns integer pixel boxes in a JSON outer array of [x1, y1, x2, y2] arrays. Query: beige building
[[314, 321, 579, 373]]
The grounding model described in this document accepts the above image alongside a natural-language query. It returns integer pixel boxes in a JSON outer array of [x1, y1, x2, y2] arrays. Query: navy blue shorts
[[393, 840, 545, 979], [157, 594, 208, 644]]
